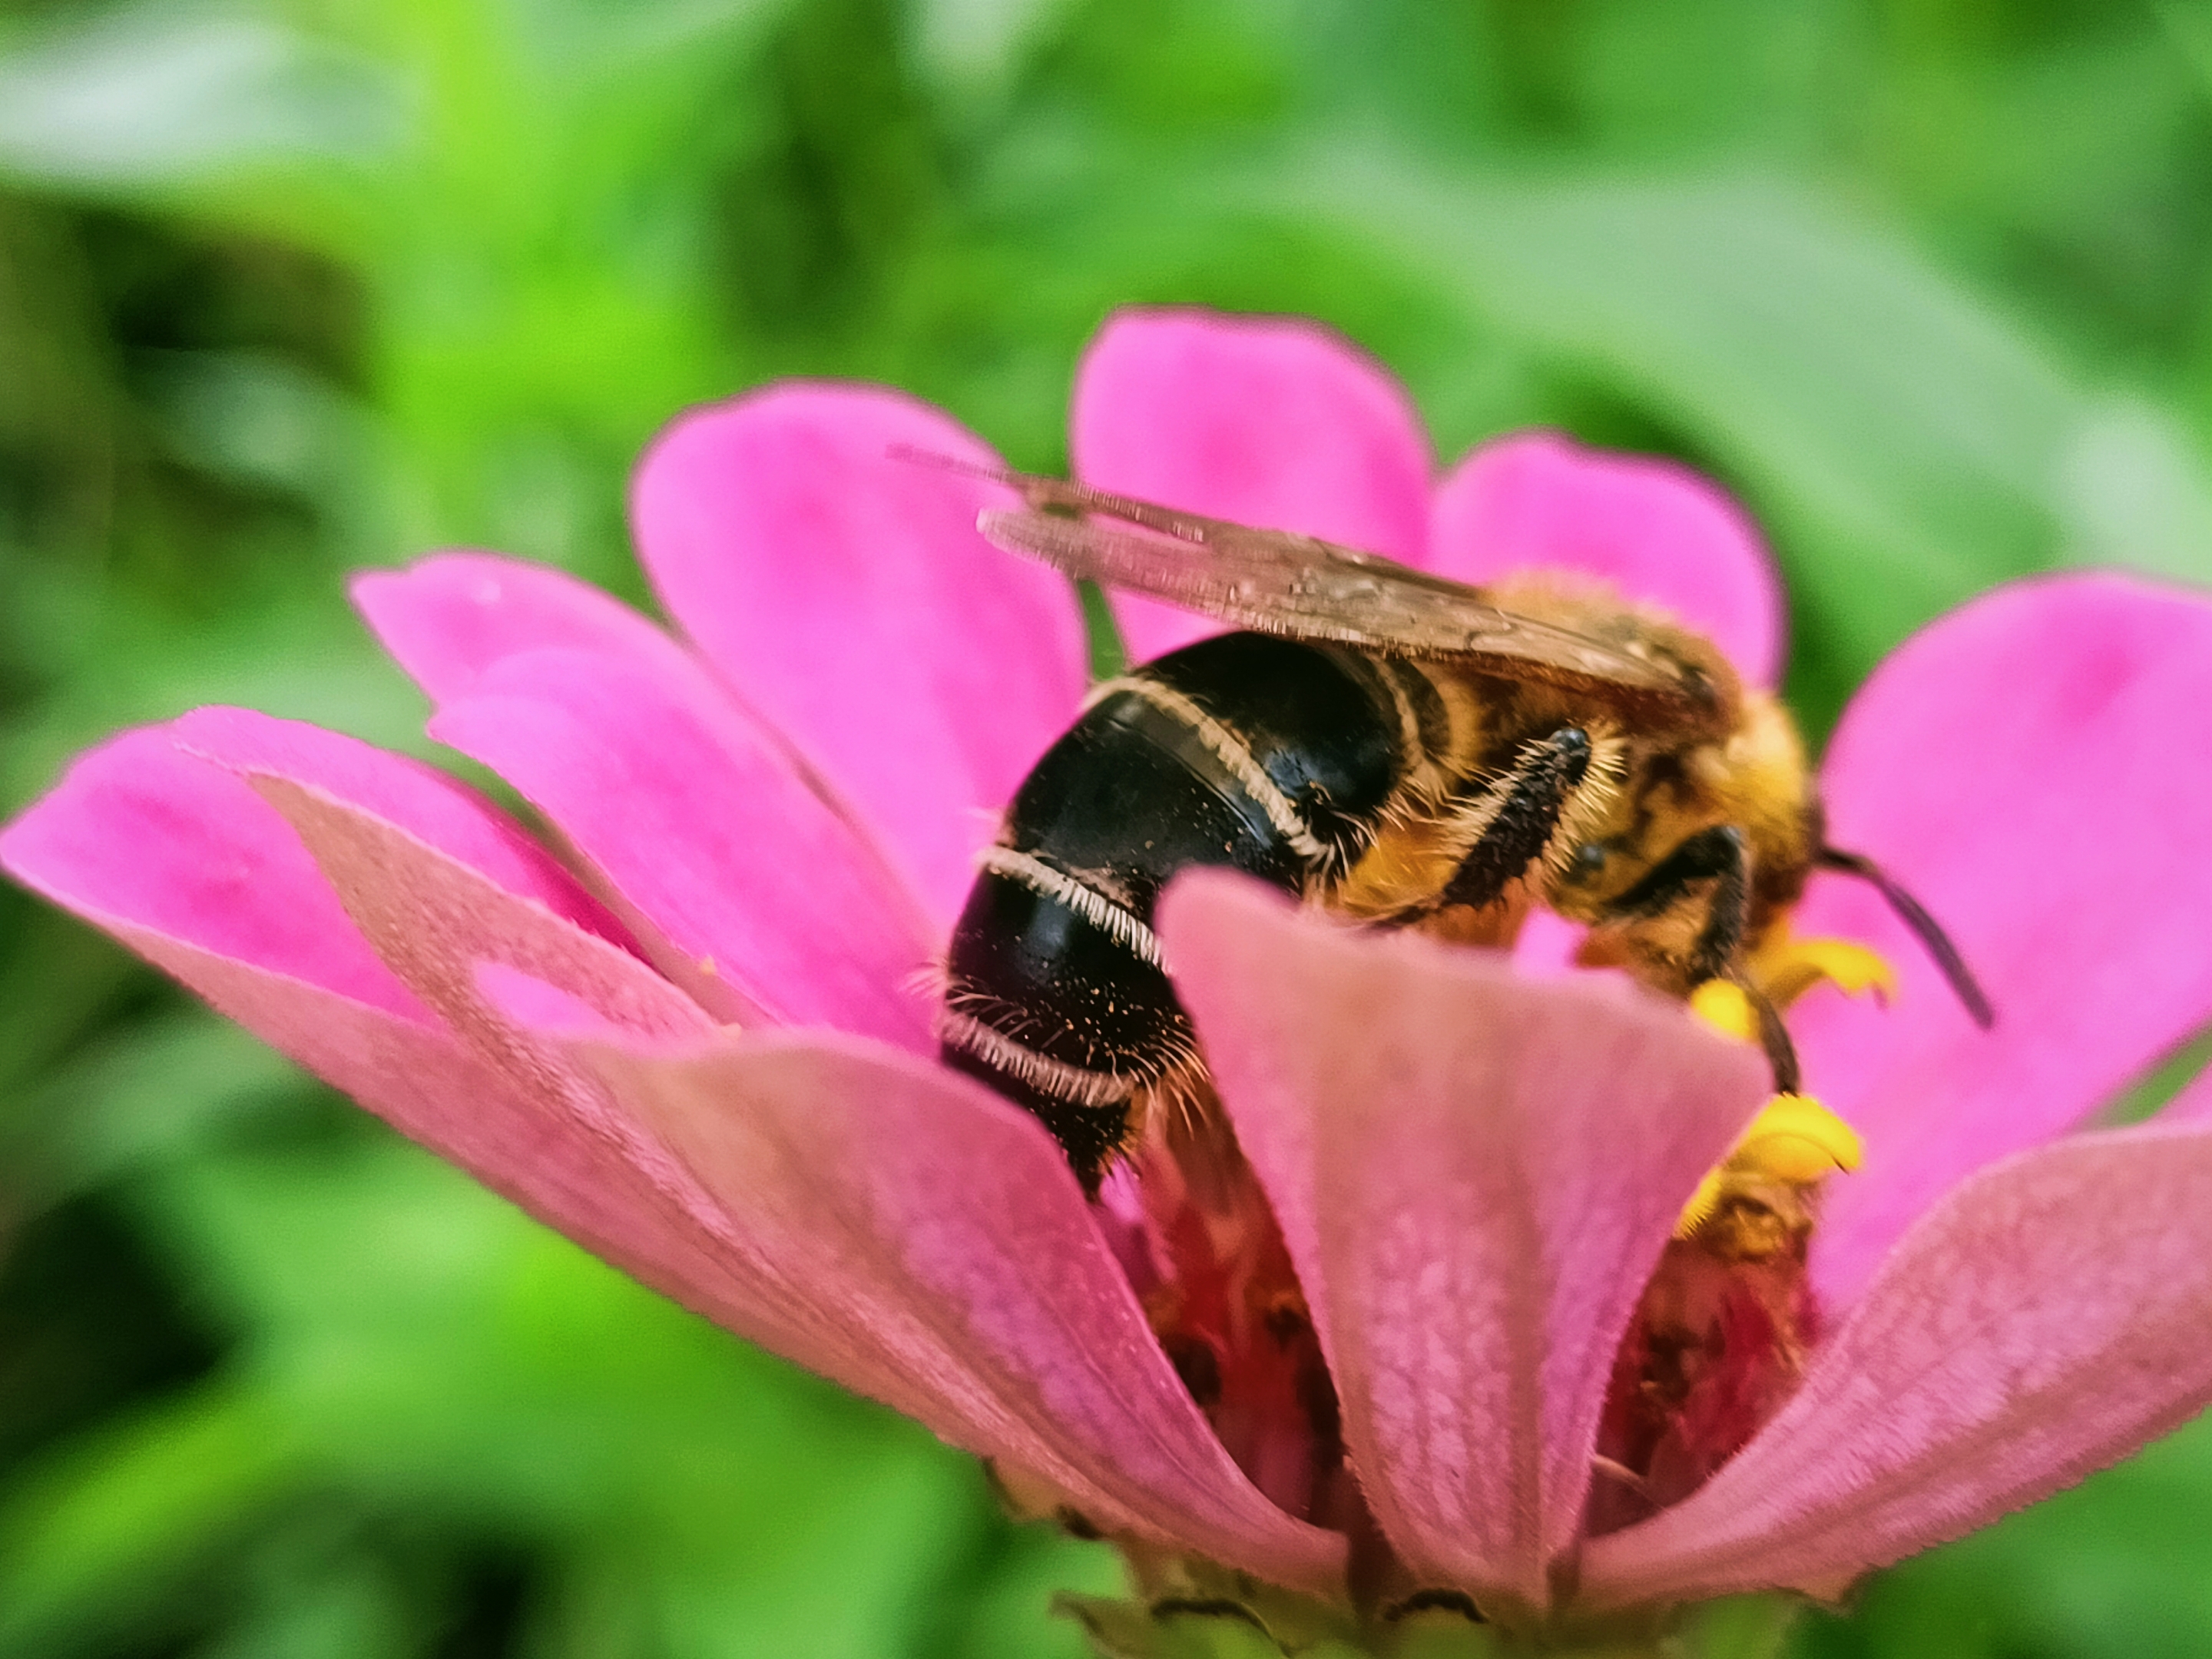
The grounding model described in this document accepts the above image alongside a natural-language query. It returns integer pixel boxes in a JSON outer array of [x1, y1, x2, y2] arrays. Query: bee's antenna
[[1815, 846, 1995, 1028]]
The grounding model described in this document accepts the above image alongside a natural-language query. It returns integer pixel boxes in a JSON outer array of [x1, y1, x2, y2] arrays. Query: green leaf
[[0, 11, 402, 185], [1248, 153, 2212, 696], [0, 1385, 309, 1654]]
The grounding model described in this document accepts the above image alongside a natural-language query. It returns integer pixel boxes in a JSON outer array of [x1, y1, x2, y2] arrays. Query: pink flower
[[9, 307, 2212, 1634]]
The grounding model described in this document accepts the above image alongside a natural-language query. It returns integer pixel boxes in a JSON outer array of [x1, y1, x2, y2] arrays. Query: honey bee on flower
[[8, 307, 2212, 1653]]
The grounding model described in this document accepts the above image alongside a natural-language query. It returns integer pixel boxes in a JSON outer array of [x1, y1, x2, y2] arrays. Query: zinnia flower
[[10, 308, 2212, 1651]]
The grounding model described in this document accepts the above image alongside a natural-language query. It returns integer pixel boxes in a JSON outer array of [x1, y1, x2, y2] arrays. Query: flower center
[[1109, 1099, 1354, 1529], [1587, 942, 1882, 1535]]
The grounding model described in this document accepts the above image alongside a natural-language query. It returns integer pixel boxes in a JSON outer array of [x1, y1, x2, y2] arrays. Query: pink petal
[[2, 724, 426, 1022], [268, 787, 1314, 1575], [1793, 574, 2212, 1312], [475, 959, 631, 1040], [221, 775, 923, 1379], [77, 931, 802, 1345], [428, 647, 936, 1048], [352, 551, 696, 704], [1581, 1121, 2212, 1609], [171, 707, 626, 947], [241, 770, 712, 1064], [1160, 874, 1768, 1614], [2, 686, 1332, 1598], [630, 386, 1088, 924], [572, 1025, 1347, 1594], [2, 727, 810, 1367], [355, 550, 939, 1021], [1071, 309, 1433, 664], [1428, 433, 1785, 686]]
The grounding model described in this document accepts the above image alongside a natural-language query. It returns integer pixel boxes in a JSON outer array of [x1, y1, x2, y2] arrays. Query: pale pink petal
[[1429, 433, 1785, 686], [573, 1025, 1347, 1594], [631, 386, 1088, 923], [171, 707, 626, 946], [1793, 574, 2212, 1311], [1071, 309, 1432, 664], [1160, 874, 1768, 1614], [227, 771, 868, 1363], [1581, 1121, 2212, 1609], [227, 777, 933, 1378], [0, 730, 820, 1368], [352, 551, 696, 704], [428, 647, 935, 1048], [18, 744, 1237, 1544], [64, 932, 815, 1350], [240, 772, 711, 1062], [177, 771, 1299, 1578], [2, 725, 426, 1022]]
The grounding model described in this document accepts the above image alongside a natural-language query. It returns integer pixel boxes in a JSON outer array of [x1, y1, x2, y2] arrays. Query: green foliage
[[4, 0, 2212, 1654]]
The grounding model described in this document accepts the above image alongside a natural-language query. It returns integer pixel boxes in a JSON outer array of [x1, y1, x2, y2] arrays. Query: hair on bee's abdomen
[[937, 631, 1432, 1186]]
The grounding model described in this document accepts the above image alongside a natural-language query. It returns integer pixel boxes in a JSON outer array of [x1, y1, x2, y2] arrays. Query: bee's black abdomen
[[940, 633, 1409, 1181], [1009, 688, 1306, 900], [949, 854, 1192, 1066], [1144, 633, 1404, 863]]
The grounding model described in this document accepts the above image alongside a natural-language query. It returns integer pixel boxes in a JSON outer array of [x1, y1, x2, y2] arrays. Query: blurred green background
[[5, 0, 2212, 1654]]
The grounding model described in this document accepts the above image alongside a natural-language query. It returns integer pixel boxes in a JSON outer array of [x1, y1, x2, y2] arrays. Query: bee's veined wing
[[976, 480, 1710, 715]]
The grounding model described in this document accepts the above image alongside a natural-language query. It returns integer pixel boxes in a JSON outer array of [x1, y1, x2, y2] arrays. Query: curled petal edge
[[1581, 1120, 2212, 1610]]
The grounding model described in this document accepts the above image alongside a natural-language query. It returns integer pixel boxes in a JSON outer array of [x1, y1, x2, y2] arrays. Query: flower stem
[[1059, 1590, 1803, 1659]]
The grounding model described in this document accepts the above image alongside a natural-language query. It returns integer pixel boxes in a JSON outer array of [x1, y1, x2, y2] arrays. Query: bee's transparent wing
[[977, 476, 1707, 714]]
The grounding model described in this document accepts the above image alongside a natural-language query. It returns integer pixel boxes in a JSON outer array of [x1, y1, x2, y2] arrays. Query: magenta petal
[[429, 647, 935, 1047], [347, 840, 1321, 1584], [631, 386, 1088, 924], [65, 928, 770, 1317], [353, 551, 696, 704], [1429, 433, 1785, 686], [227, 780, 916, 1379], [243, 771, 710, 1061], [1, 724, 426, 1021], [575, 1026, 1346, 1594], [1795, 574, 2212, 1312], [2, 729, 799, 1358], [171, 707, 626, 946], [1581, 1121, 2212, 1608], [1160, 874, 1768, 1612], [1071, 308, 1433, 664]]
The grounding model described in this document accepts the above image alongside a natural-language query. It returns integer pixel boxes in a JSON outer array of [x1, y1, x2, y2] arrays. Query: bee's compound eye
[[1572, 842, 1608, 878]]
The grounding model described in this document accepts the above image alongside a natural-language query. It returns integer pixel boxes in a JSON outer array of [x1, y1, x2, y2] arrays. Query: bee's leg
[[1608, 825, 1803, 1092], [1382, 726, 1593, 925], [1611, 824, 1749, 982], [1743, 982, 1803, 1095]]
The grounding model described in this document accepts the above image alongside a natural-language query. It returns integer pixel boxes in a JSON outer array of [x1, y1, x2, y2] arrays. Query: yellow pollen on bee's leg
[[1680, 983, 1864, 1239], [1688, 979, 1760, 1042], [1750, 926, 1898, 1012], [1674, 1093, 1864, 1239], [1736, 1094, 1864, 1176]]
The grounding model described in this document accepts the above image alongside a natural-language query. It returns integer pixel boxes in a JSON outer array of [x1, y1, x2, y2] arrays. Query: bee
[[932, 468, 1992, 1190]]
